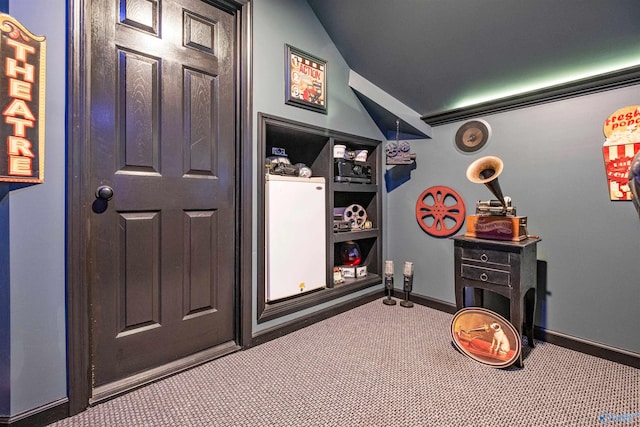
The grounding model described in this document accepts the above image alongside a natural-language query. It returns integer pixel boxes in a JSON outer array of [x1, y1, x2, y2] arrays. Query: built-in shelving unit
[[257, 113, 383, 323]]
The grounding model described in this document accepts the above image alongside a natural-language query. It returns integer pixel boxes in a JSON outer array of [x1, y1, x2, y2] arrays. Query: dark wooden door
[[89, 0, 237, 394]]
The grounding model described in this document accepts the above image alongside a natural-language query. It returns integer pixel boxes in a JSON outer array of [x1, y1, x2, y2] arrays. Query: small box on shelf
[[339, 265, 367, 278]]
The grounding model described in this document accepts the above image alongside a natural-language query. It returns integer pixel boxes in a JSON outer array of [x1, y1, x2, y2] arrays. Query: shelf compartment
[[264, 118, 331, 178], [333, 191, 379, 230], [333, 236, 379, 276]]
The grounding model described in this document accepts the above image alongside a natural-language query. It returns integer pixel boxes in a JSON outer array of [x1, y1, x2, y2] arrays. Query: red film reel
[[415, 186, 466, 237]]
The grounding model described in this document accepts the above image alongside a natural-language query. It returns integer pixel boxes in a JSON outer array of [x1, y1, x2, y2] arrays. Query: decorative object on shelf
[[386, 120, 416, 165], [400, 261, 414, 308], [415, 186, 466, 237], [333, 266, 345, 285], [339, 264, 367, 279], [339, 240, 361, 266], [334, 145, 369, 162], [450, 307, 521, 368], [382, 260, 396, 305], [455, 119, 491, 153], [272, 147, 286, 156], [265, 155, 313, 178], [465, 156, 533, 241], [338, 240, 366, 279], [354, 150, 368, 162], [284, 44, 327, 114], [601, 105, 640, 201], [265, 147, 313, 178], [334, 154, 372, 184], [356, 265, 367, 278], [343, 203, 368, 230], [333, 219, 351, 233], [295, 163, 312, 178], [333, 144, 346, 158]]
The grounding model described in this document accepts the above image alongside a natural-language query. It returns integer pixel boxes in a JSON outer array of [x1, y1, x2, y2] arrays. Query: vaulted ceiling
[[307, 0, 640, 129]]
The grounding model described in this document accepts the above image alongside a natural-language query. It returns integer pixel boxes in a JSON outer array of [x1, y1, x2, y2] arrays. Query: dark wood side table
[[452, 235, 540, 367]]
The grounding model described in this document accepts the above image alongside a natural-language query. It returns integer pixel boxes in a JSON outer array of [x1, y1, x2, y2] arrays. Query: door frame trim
[[66, 0, 253, 415]]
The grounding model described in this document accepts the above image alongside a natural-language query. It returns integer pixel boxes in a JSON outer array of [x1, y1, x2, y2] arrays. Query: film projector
[[465, 156, 528, 241]]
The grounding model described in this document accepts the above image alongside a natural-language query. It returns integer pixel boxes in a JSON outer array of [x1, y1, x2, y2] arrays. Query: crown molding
[[422, 65, 640, 126]]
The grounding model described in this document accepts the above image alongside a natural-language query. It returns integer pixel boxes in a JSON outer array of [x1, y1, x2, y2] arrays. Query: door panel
[[118, 211, 161, 335], [89, 0, 237, 390]]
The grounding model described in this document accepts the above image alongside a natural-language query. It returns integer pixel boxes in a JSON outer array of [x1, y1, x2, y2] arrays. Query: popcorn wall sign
[[602, 105, 640, 201], [0, 14, 46, 183]]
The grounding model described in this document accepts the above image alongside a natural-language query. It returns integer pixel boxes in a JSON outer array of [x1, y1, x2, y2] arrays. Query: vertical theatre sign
[[0, 14, 46, 183]]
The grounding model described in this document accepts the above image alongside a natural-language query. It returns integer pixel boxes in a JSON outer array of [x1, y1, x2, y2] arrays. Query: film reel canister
[[415, 186, 465, 237], [343, 204, 367, 229]]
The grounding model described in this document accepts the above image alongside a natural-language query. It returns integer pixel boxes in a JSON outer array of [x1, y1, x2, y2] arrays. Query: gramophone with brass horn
[[464, 156, 528, 241]]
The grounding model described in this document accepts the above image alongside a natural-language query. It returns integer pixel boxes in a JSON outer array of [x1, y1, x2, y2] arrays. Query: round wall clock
[[455, 119, 491, 153]]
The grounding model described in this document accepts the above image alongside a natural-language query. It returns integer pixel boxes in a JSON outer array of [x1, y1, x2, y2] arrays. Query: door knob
[[95, 185, 114, 201]]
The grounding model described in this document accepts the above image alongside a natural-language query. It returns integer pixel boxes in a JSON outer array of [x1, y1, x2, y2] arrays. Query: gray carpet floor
[[49, 300, 639, 426]]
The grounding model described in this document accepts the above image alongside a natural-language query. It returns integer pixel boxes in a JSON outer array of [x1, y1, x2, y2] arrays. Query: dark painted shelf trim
[[333, 229, 379, 243], [258, 277, 381, 323], [333, 182, 378, 193]]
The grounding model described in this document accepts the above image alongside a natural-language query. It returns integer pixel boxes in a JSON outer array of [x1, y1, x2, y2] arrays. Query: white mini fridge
[[265, 174, 326, 302]]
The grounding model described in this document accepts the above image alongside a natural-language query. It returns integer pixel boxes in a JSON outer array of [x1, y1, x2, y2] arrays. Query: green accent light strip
[[422, 62, 640, 126], [455, 59, 640, 109]]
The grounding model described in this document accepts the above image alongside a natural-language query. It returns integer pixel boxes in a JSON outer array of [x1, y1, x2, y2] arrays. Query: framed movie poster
[[602, 105, 640, 201], [285, 44, 327, 114]]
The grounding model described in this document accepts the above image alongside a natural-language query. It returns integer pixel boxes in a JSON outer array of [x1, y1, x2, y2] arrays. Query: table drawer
[[461, 247, 510, 265], [461, 264, 511, 286]]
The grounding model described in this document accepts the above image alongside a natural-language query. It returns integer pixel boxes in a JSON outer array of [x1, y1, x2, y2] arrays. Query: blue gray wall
[[387, 85, 640, 354], [0, 187, 9, 417], [0, 0, 67, 417]]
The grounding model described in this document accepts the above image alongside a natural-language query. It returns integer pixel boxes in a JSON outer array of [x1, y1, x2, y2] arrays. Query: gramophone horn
[[466, 156, 506, 205]]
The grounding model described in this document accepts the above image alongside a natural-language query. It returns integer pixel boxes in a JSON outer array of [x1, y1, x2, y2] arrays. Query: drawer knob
[[480, 273, 488, 281], [480, 253, 488, 262]]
